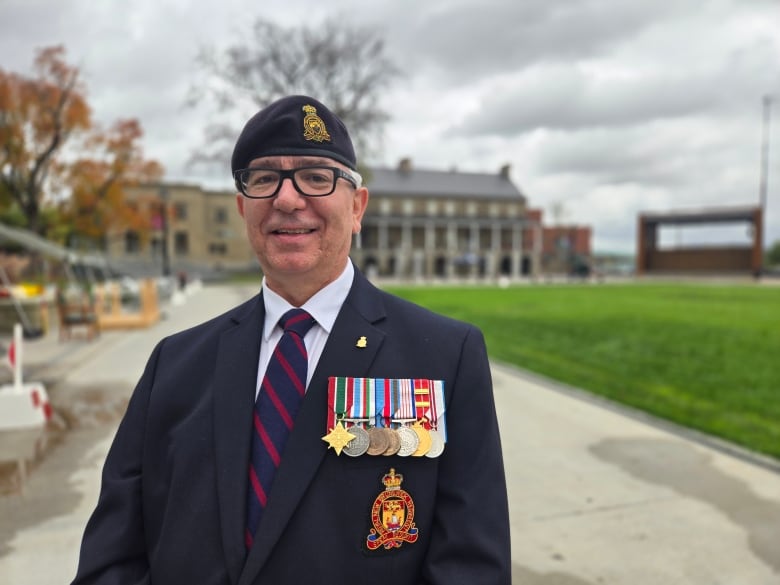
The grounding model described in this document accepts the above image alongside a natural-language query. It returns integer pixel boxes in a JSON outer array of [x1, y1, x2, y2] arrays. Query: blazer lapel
[[240, 271, 387, 584], [213, 295, 265, 585]]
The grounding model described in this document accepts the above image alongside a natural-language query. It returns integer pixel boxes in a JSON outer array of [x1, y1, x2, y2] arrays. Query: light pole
[[757, 94, 776, 275], [758, 94, 774, 214], [158, 186, 171, 277]]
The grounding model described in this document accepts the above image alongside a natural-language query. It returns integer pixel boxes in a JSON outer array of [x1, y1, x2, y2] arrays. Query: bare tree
[[188, 17, 400, 168]]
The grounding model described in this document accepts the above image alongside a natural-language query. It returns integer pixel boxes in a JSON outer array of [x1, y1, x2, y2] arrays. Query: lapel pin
[[356, 336, 367, 348]]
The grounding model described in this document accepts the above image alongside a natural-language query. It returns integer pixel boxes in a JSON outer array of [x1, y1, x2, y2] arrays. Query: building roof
[[639, 205, 760, 225], [365, 166, 526, 203]]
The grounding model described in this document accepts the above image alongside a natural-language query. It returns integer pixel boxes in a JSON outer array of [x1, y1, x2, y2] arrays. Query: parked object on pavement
[[93, 278, 160, 330], [0, 323, 52, 430], [0, 266, 44, 339], [56, 284, 100, 341]]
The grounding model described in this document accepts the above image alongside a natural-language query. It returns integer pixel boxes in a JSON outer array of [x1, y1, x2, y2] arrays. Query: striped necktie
[[245, 308, 315, 549]]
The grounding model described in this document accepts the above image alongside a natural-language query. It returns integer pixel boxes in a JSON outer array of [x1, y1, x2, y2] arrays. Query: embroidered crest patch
[[366, 468, 419, 550], [302, 104, 331, 143]]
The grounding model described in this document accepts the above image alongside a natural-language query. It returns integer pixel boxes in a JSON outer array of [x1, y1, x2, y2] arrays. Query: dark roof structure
[[639, 205, 759, 225], [366, 163, 526, 203]]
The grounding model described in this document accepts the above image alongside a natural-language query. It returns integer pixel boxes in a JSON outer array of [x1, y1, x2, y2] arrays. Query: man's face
[[236, 155, 368, 295]]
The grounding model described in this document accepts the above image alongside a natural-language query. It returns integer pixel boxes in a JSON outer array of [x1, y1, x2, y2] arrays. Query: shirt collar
[[261, 261, 354, 340]]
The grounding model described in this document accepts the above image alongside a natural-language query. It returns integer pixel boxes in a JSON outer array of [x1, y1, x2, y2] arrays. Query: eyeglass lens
[[240, 167, 337, 197]]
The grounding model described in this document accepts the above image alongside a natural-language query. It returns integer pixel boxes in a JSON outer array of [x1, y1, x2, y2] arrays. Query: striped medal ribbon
[[343, 378, 370, 456]]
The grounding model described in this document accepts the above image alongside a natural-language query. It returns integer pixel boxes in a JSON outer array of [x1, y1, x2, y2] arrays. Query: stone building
[[106, 182, 256, 278], [354, 159, 540, 280], [107, 160, 543, 281]]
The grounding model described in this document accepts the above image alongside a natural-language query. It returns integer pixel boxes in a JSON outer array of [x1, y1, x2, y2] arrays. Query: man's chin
[[263, 254, 319, 277]]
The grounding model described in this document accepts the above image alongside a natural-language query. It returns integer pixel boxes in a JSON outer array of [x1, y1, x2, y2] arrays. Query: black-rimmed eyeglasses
[[233, 166, 359, 199]]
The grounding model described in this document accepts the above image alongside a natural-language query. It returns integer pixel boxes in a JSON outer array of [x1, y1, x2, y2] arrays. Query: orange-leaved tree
[[0, 46, 91, 234], [0, 45, 162, 246], [61, 119, 163, 246]]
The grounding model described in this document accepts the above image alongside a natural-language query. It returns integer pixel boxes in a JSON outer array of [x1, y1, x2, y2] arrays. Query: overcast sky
[[2, 0, 779, 253]]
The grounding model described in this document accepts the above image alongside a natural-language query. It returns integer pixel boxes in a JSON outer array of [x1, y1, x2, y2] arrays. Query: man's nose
[[273, 177, 306, 211]]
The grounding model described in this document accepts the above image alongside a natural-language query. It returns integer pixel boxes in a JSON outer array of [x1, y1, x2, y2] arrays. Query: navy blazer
[[72, 269, 511, 585]]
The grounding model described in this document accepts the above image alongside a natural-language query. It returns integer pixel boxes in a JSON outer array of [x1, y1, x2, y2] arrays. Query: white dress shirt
[[255, 262, 354, 398]]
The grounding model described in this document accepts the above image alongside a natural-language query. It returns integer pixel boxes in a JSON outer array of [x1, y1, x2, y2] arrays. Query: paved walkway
[[1, 283, 778, 584]]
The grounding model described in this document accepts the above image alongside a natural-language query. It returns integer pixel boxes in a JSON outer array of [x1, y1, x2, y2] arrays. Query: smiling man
[[71, 95, 511, 585], [235, 155, 367, 306]]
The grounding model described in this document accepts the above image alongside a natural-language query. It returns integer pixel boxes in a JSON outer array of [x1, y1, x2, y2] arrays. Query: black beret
[[231, 95, 357, 173]]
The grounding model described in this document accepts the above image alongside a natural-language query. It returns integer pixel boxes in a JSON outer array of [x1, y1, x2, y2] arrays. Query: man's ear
[[352, 187, 369, 234]]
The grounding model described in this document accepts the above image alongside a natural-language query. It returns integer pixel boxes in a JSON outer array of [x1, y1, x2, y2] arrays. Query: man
[[71, 95, 511, 584]]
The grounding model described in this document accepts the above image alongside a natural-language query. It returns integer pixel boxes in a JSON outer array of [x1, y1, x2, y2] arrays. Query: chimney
[[398, 158, 412, 173], [499, 164, 511, 179]]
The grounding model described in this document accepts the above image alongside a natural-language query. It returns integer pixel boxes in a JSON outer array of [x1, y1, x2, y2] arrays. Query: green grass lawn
[[385, 282, 780, 460]]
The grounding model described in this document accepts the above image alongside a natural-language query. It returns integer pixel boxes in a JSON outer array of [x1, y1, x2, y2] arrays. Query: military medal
[[383, 429, 402, 456], [395, 427, 419, 457], [425, 430, 445, 458], [323, 377, 357, 455], [411, 380, 433, 456], [343, 377, 371, 457], [366, 427, 390, 455], [410, 419, 432, 457], [322, 420, 356, 456], [326, 377, 446, 458], [393, 380, 418, 456], [366, 379, 391, 456], [425, 379, 447, 458], [377, 378, 401, 456], [343, 425, 370, 457], [366, 469, 419, 550]]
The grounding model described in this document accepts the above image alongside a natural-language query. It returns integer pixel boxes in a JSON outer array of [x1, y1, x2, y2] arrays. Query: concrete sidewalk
[[1, 283, 779, 584]]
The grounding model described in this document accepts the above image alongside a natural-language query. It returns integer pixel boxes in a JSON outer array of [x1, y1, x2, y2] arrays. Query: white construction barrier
[[0, 323, 51, 429]]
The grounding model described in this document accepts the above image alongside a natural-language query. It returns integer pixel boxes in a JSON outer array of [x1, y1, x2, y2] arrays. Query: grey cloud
[[451, 39, 777, 139], [380, 0, 687, 83], [533, 119, 762, 199]]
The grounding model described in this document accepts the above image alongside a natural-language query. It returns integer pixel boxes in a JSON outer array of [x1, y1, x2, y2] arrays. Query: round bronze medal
[[425, 429, 445, 458], [382, 429, 402, 456], [396, 426, 419, 457], [343, 425, 370, 457], [366, 427, 390, 456]]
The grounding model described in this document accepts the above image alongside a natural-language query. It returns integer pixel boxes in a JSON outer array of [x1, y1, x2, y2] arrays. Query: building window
[[174, 202, 188, 220], [379, 199, 392, 216], [214, 207, 228, 224], [427, 200, 438, 215], [124, 231, 140, 254], [402, 200, 414, 216], [209, 243, 227, 255], [466, 202, 477, 217], [174, 231, 189, 256], [489, 203, 499, 218], [150, 237, 162, 258], [444, 201, 455, 217]]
